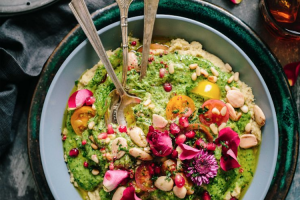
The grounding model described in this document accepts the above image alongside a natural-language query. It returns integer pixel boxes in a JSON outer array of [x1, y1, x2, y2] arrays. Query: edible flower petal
[[103, 170, 128, 192], [146, 126, 173, 157], [183, 149, 218, 186], [68, 89, 93, 109], [178, 144, 201, 160], [215, 127, 240, 171], [283, 61, 300, 86], [121, 186, 141, 200]]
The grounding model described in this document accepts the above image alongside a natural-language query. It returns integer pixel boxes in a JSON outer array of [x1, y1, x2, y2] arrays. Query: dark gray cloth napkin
[[0, 0, 113, 156]]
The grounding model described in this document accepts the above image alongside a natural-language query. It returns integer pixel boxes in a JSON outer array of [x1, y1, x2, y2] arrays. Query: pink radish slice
[[68, 89, 93, 109], [103, 170, 129, 192]]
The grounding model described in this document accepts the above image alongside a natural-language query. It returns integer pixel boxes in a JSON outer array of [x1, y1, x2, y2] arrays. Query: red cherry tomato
[[135, 163, 156, 192], [199, 100, 229, 126]]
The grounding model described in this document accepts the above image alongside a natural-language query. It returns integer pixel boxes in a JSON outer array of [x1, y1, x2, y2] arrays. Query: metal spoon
[[140, 0, 160, 79], [69, 0, 140, 126]]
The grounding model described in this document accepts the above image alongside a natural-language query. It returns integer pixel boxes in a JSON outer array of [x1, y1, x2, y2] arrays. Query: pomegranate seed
[[69, 148, 79, 157], [174, 174, 185, 188], [83, 161, 88, 168], [230, 198, 237, 200], [160, 61, 164, 64], [185, 130, 195, 138], [149, 166, 154, 175], [131, 41, 137, 46], [82, 140, 87, 145], [98, 132, 108, 139], [202, 191, 211, 200], [148, 57, 154, 62], [85, 96, 96, 105], [159, 68, 167, 78], [118, 125, 127, 133], [239, 168, 244, 173], [171, 150, 178, 158], [154, 166, 161, 174], [128, 65, 135, 71], [62, 135, 67, 141], [170, 123, 180, 135], [129, 182, 133, 186], [175, 134, 186, 145], [109, 162, 114, 170], [179, 117, 189, 128], [107, 124, 114, 134], [206, 143, 216, 151], [196, 138, 207, 148], [163, 82, 172, 92]]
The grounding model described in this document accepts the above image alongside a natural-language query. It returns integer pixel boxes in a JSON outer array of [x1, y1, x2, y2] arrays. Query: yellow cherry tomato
[[71, 106, 96, 135], [191, 80, 220, 99], [166, 95, 196, 120]]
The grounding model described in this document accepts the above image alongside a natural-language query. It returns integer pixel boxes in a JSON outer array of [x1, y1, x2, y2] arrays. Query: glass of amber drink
[[260, 0, 300, 40]]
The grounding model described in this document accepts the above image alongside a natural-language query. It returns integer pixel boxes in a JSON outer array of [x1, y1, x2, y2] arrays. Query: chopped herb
[[198, 107, 209, 115], [180, 107, 189, 114], [151, 175, 158, 181], [172, 109, 180, 114], [75, 80, 79, 86], [220, 141, 229, 148], [165, 170, 172, 181]]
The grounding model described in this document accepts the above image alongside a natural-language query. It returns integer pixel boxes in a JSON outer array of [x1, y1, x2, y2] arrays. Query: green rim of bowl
[[28, 0, 299, 199]]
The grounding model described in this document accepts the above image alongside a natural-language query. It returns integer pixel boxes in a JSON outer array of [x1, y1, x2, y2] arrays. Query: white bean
[[111, 137, 127, 159], [173, 186, 187, 199], [240, 134, 258, 148], [154, 176, 174, 191], [128, 127, 147, 147], [226, 90, 245, 108], [129, 148, 153, 160]]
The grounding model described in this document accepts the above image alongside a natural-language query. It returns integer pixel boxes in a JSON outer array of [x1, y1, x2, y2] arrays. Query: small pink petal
[[284, 62, 300, 86], [227, 149, 238, 161], [215, 127, 240, 155], [179, 144, 201, 160], [230, 0, 242, 4], [68, 89, 93, 109], [121, 186, 141, 200], [103, 170, 128, 192]]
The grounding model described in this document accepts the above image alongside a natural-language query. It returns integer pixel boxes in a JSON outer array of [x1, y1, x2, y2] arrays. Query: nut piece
[[153, 114, 168, 128], [236, 112, 242, 121], [111, 137, 128, 159], [225, 85, 231, 92], [88, 121, 95, 129], [210, 124, 218, 135], [227, 75, 234, 84], [129, 127, 148, 147], [196, 66, 201, 76], [143, 99, 151, 106], [226, 103, 237, 121], [225, 63, 232, 71], [189, 63, 198, 69], [220, 106, 227, 116], [169, 63, 175, 74], [234, 72, 239, 81], [211, 67, 219, 76], [129, 148, 153, 160], [91, 155, 99, 164], [173, 186, 187, 199], [91, 143, 98, 150], [218, 122, 227, 131], [92, 169, 100, 175], [240, 134, 258, 148], [241, 105, 249, 113], [191, 72, 197, 81], [212, 107, 220, 115], [112, 187, 126, 200], [208, 76, 217, 83], [154, 176, 174, 191], [254, 105, 266, 126], [200, 69, 209, 77], [245, 123, 252, 133], [226, 90, 245, 108]]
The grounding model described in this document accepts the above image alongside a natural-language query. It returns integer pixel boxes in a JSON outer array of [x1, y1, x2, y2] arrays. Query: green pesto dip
[[62, 38, 261, 200]]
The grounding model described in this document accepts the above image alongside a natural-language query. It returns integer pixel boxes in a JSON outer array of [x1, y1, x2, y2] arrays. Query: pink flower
[[68, 89, 93, 109], [121, 186, 141, 200], [103, 170, 128, 192], [215, 127, 240, 171], [178, 144, 200, 160], [146, 126, 173, 157]]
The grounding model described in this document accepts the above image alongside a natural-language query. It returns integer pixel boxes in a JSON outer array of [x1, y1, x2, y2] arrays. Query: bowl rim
[[40, 15, 278, 200], [27, 1, 298, 200]]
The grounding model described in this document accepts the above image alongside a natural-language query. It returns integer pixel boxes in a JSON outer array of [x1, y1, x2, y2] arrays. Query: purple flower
[[183, 149, 218, 186]]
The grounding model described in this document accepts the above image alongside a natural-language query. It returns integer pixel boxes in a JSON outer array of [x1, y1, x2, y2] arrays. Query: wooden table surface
[[0, 0, 299, 199]]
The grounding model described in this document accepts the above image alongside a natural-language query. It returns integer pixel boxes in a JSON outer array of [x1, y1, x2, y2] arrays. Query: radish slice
[[103, 170, 128, 192], [68, 89, 93, 109]]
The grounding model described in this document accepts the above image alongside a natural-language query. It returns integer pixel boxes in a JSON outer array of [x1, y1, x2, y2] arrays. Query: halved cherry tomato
[[71, 106, 96, 135], [135, 163, 156, 192], [137, 43, 169, 53], [166, 95, 196, 120], [199, 100, 229, 126], [187, 123, 213, 143]]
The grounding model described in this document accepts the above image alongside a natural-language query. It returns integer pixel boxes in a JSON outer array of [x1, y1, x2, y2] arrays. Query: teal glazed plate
[[28, 0, 298, 200]]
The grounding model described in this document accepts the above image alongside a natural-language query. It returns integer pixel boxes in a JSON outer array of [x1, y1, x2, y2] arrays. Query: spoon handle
[[140, 0, 159, 79], [69, 0, 125, 96], [116, 0, 133, 88]]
